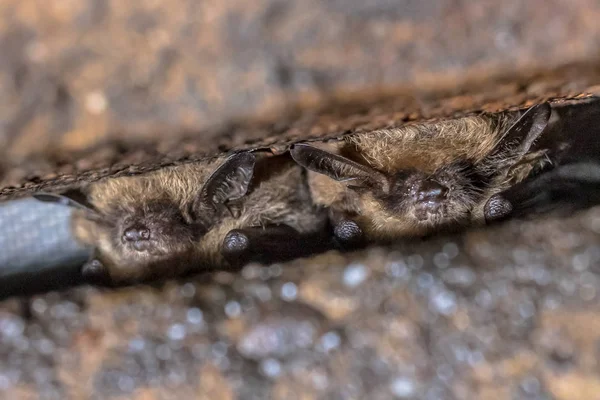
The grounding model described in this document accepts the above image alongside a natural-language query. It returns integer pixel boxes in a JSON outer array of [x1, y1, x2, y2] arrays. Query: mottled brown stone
[[2, 0, 600, 198], [0, 205, 598, 399]]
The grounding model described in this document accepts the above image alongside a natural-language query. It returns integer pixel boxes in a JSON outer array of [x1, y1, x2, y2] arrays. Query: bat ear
[[290, 143, 389, 192], [33, 189, 96, 213], [193, 151, 256, 223], [497, 102, 551, 159]]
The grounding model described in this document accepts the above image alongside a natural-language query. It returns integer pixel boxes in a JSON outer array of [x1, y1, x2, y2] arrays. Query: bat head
[[291, 103, 551, 238], [34, 152, 256, 281]]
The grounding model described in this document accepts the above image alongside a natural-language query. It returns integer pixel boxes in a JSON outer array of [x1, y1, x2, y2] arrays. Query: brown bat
[[34, 151, 328, 283], [290, 103, 551, 245]]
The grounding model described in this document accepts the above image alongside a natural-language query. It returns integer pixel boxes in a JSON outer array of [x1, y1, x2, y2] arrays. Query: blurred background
[[1, 1, 600, 399]]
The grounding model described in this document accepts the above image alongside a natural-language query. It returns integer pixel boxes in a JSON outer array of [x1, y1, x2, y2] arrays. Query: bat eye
[[122, 224, 151, 244], [415, 180, 448, 204]]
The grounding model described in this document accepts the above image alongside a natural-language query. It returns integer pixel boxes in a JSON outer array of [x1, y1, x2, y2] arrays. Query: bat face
[[35, 152, 256, 282], [375, 161, 483, 229], [117, 201, 197, 254], [292, 103, 552, 242], [78, 199, 202, 279]]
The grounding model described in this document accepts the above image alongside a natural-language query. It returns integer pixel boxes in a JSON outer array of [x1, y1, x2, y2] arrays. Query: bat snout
[[122, 223, 153, 251], [122, 225, 151, 242], [414, 179, 448, 206], [411, 179, 450, 222]]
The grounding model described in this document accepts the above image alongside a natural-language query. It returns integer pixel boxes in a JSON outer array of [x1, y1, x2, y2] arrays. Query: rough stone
[[0, 205, 598, 399]]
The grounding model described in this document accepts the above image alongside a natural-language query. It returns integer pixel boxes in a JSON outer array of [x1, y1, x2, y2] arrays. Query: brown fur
[[303, 113, 550, 241], [348, 116, 505, 174], [72, 153, 325, 282]]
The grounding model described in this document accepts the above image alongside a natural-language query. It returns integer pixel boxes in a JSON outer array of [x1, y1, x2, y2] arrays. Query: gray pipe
[[0, 198, 91, 298]]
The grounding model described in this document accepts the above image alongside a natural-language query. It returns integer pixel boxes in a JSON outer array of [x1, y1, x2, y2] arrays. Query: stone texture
[[2, 0, 600, 197], [1, 205, 600, 399]]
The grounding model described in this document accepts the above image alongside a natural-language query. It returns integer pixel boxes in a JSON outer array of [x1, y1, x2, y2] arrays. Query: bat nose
[[416, 180, 448, 203], [122, 225, 151, 242]]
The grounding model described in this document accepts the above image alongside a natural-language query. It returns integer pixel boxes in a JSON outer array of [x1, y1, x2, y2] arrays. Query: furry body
[[295, 106, 551, 242], [71, 153, 325, 282]]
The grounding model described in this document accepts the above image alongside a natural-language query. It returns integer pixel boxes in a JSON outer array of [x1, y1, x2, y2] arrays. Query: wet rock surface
[[1, 205, 599, 399]]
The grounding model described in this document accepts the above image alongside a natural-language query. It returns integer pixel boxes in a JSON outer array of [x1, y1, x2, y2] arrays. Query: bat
[[290, 103, 552, 245], [34, 151, 328, 283]]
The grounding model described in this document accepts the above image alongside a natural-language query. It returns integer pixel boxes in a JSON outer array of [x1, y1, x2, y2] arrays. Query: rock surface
[[2, 0, 600, 197], [1, 206, 599, 399]]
